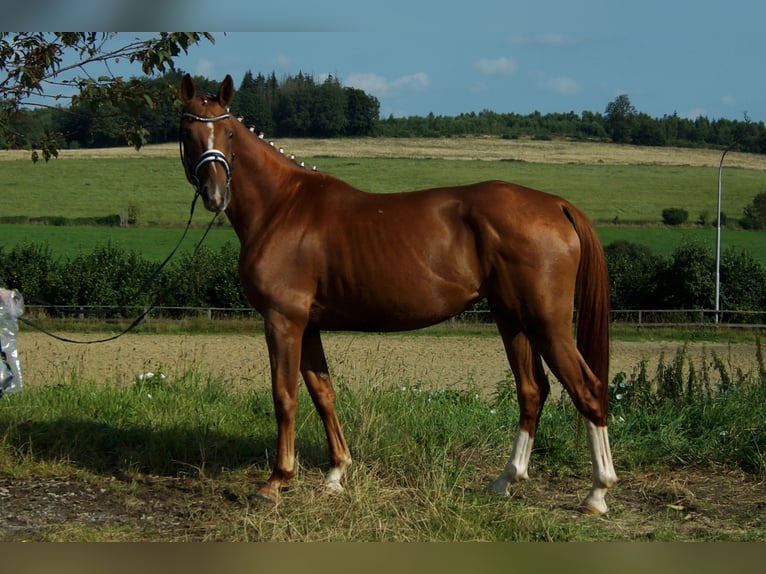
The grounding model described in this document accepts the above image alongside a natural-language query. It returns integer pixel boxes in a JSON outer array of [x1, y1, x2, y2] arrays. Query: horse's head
[[179, 74, 236, 212]]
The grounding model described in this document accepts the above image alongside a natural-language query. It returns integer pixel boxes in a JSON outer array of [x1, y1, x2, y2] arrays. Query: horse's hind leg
[[488, 327, 550, 496], [300, 329, 352, 493], [536, 330, 617, 514]]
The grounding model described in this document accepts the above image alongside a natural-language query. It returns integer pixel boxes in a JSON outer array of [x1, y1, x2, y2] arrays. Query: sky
[[6, 0, 766, 122]]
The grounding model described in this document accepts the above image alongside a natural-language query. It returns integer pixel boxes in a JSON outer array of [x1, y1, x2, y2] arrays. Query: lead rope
[[18, 193, 220, 344]]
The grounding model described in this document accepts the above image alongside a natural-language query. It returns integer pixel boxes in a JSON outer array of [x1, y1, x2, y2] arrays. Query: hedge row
[[1, 238, 765, 316]]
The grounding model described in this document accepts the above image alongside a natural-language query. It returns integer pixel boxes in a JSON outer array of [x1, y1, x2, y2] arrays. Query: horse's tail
[[564, 204, 611, 420]]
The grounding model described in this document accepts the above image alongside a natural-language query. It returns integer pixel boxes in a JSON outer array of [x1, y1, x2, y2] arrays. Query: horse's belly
[[310, 287, 479, 332]]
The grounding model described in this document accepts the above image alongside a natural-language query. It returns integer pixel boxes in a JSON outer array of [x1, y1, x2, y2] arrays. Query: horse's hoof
[[487, 478, 511, 497], [579, 488, 609, 515], [323, 481, 344, 494], [248, 488, 278, 504], [578, 501, 608, 515]]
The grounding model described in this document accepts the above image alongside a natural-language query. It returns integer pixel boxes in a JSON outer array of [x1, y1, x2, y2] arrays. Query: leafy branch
[[0, 32, 214, 159]]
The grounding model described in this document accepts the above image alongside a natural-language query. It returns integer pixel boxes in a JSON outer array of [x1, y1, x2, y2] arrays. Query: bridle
[[179, 111, 235, 196]]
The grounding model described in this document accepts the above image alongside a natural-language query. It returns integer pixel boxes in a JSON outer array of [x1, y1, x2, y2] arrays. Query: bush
[[604, 240, 663, 309], [1, 238, 764, 315], [0, 243, 60, 304], [662, 207, 689, 225], [659, 239, 715, 309], [741, 191, 766, 230], [59, 243, 156, 310]]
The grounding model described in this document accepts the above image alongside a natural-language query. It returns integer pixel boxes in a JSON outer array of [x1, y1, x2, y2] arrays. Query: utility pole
[[715, 149, 728, 324]]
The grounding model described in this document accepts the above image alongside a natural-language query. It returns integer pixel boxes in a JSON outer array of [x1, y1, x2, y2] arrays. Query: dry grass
[[3, 137, 765, 170]]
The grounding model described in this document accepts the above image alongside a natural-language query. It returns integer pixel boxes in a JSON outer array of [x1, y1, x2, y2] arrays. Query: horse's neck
[[226, 135, 302, 241]]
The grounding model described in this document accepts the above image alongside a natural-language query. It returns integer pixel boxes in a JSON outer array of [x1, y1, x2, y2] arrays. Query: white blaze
[[206, 122, 215, 151]]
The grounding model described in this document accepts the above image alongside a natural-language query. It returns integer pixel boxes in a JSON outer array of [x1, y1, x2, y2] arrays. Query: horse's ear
[[218, 74, 235, 109], [181, 73, 195, 105]]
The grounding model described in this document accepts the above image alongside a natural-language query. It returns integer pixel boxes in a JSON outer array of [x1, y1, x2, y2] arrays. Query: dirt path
[[1, 467, 762, 541], [17, 331, 763, 395]]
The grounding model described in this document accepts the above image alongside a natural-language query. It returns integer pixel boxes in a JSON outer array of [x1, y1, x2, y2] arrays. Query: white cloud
[[475, 57, 518, 76], [195, 58, 214, 77], [391, 72, 430, 92], [273, 54, 291, 68], [546, 76, 583, 96], [346, 73, 388, 94], [346, 72, 430, 97], [721, 95, 736, 106], [536, 33, 576, 47], [509, 33, 577, 47]]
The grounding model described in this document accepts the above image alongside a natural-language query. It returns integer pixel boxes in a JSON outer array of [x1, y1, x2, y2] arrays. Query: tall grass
[[1, 340, 764, 541], [608, 339, 766, 474]]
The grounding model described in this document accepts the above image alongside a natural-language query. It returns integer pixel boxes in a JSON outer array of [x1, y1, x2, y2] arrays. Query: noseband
[[180, 111, 235, 195]]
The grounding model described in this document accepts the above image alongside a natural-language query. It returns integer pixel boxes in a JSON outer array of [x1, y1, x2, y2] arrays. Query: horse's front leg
[[254, 314, 305, 503], [301, 329, 352, 493]]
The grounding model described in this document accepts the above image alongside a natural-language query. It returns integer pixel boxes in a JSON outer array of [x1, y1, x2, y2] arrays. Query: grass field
[[1, 137, 765, 264], [2, 152, 764, 225], [5, 223, 766, 266], [2, 332, 765, 541]]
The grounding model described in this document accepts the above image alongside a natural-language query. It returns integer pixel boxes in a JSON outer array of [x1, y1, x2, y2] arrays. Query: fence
[[22, 305, 766, 329]]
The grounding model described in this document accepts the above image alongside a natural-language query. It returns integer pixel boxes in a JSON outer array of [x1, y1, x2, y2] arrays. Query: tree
[[720, 248, 766, 312], [312, 75, 347, 137], [274, 72, 315, 136], [344, 87, 379, 136], [660, 240, 715, 309], [604, 240, 662, 309], [632, 113, 666, 146], [741, 190, 766, 230], [234, 70, 274, 134], [0, 32, 214, 160], [604, 94, 637, 144]]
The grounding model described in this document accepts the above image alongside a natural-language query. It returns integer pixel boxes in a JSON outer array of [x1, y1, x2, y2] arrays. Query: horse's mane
[[238, 120, 318, 172]]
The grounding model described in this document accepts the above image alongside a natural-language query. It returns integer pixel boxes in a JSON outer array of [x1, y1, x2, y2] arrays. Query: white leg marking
[[580, 420, 618, 514], [488, 428, 534, 496], [323, 458, 352, 494]]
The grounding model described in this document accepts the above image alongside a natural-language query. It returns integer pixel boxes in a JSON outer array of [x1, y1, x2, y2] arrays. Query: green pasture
[[0, 223, 236, 261], [2, 155, 764, 224], [4, 223, 766, 267], [1, 154, 764, 262]]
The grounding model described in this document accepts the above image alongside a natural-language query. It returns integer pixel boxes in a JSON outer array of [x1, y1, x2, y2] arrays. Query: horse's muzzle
[[200, 183, 231, 213]]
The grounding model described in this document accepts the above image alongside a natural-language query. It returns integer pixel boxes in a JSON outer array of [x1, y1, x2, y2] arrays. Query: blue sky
[[8, 0, 766, 122]]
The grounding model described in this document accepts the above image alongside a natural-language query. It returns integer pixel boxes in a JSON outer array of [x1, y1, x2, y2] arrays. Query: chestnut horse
[[179, 74, 617, 514]]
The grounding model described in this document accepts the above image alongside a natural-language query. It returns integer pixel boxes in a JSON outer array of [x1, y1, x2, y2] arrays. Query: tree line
[[2, 238, 765, 319], [1, 70, 381, 151], [3, 70, 765, 155]]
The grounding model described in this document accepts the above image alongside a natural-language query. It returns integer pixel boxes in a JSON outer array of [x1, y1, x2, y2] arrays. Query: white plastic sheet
[[0, 288, 24, 396]]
